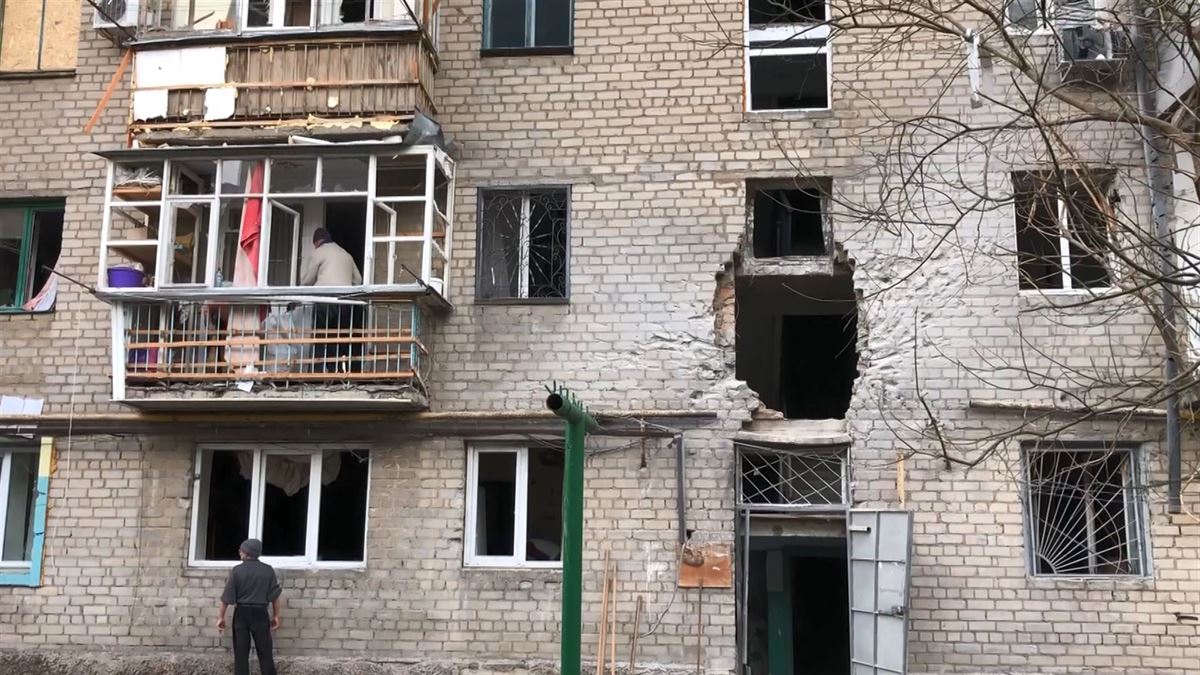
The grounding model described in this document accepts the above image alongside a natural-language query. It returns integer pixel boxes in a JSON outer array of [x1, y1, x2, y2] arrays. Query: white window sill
[[187, 560, 366, 571], [745, 108, 834, 118], [0, 562, 32, 570], [1018, 286, 1117, 299], [1028, 574, 1154, 589], [463, 561, 563, 571]]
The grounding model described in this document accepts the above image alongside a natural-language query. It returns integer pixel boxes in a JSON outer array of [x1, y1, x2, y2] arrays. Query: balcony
[[114, 298, 428, 409], [96, 140, 453, 409]]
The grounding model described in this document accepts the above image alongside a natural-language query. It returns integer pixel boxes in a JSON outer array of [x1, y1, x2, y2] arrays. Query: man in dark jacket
[[217, 539, 281, 675]]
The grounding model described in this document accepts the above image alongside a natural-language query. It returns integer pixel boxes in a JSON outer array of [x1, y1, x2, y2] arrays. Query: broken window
[[477, 188, 569, 301], [0, 0, 80, 72], [0, 445, 38, 565], [482, 0, 572, 51], [749, 182, 828, 257], [1023, 444, 1148, 576], [1005, 0, 1050, 31], [102, 148, 452, 293], [0, 202, 64, 312], [747, 0, 829, 110], [1013, 171, 1112, 291], [191, 447, 370, 566], [736, 274, 859, 420], [466, 445, 564, 567], [738, 445, 848, 507]]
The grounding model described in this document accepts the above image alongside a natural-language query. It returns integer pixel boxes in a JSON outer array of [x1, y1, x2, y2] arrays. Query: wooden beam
[[83, 48, 132, 135]]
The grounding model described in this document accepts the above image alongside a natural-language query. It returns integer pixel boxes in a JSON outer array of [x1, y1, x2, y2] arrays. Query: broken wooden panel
[[161, 39, 434, 121]]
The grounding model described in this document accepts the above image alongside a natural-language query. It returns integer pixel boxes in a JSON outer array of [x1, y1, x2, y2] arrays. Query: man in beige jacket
[[300, 228, 362, 287], [302, 229, 364, 372]]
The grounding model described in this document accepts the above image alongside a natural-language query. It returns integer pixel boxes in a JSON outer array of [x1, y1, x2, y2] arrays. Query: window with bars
[[737, 445, 848, 507], [476, 187, 569, 302], [1023, 445, 1149, 577], [1013, 170, 1112, 291]]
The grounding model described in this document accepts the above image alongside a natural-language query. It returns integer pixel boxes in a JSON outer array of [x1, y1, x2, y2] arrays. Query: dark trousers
[[232, 605, 276, 675], [313, 304, 363, 372]]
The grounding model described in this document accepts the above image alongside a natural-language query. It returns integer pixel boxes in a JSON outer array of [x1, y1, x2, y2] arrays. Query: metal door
[[847, 509, 913, 675]]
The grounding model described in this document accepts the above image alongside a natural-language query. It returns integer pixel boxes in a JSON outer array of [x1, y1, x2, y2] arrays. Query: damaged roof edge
[[95, 139, 432, 161]]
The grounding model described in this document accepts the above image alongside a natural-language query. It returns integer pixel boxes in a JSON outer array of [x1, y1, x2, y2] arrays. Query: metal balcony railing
[[117, 298, 427, 392]]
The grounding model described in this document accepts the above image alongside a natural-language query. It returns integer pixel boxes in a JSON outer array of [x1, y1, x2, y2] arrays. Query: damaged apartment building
[[1, 0, 1198, 673]]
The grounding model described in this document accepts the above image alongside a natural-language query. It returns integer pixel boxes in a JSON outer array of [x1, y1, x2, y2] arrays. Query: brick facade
[[0, 1, 1197, 674]]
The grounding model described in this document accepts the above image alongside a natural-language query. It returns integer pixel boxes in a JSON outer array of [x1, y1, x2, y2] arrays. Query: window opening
[[0, 446, 38, 564], [0, 202, 64, 311], [483, 0, 572, 51], [1013, 171, 1112, 291], [1024, 445, 1147, 576], [192, 447, 369, 566], [747, 0, 829, 111], [466, 445, 564, 566], [477, 188, 569, 301], [751, 183, 828, 257], [735, 275, 858, 419]]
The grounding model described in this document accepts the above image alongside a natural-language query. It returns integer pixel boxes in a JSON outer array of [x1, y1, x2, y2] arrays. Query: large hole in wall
[[735, 273, 858, 419]]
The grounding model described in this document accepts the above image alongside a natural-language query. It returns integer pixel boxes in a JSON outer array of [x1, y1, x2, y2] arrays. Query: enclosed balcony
[[96, 141, 453, 409]]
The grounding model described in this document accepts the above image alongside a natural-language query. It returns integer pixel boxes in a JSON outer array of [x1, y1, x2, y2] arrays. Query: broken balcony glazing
[[137, 0, 431, 38], [99, 144, 453, 299]]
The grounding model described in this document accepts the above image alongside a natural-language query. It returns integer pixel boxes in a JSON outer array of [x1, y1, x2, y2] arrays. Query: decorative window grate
[[737, 445, 847, 507], [477, 188, 569, 301], [1023, 445, 1148, 577]]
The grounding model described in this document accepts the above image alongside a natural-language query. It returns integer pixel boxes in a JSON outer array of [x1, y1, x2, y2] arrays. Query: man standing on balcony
[[217, 539, 281, 675], [301, 228, 364, 372]]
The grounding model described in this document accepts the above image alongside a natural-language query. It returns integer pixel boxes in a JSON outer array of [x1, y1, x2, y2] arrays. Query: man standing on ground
[[217, 539, 281, 675], [300, 228, 364, 371]]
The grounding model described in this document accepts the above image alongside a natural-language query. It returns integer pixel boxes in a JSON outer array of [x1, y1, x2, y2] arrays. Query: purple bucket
[[107, 266, 145, 288]]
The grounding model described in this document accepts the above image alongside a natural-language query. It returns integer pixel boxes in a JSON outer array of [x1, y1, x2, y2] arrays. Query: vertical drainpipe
[[547, 388, 598, 675], [675, 434, 687, 546], [1131, 0, 1183, 513]]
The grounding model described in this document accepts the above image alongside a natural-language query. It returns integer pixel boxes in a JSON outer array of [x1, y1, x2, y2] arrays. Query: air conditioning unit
[[93, 0, 138, 33], [1059, 25, 1128, 72]]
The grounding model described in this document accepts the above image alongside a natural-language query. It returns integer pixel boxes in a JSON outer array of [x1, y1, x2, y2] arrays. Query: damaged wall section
[[735, 273, 859, 420]]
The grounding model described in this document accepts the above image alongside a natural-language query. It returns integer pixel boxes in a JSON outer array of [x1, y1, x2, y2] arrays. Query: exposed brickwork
[[0, 1, 1196, 674]]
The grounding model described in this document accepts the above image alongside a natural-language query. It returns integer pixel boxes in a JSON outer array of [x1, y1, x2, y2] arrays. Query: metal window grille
[[737, 445, 848, 508], [476, 188, 569, 301], [1024, 445, 1148, 576]]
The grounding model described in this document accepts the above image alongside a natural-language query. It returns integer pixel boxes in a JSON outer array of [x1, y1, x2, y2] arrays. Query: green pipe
[[547, 387, 597, 675]]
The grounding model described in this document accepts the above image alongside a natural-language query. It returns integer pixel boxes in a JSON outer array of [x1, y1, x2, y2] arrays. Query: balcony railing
[[114, 298, 429, 408], [135, 0, 437, 41]]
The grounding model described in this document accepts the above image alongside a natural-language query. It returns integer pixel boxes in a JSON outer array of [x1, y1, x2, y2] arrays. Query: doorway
[[744, 527, 850, 675]]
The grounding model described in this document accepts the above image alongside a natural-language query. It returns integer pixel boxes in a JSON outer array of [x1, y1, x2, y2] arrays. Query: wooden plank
[[128, 335, 423, 349], [84, 49, 134, 135], [125, 370, 416, 382], [40, 0, 81, 70], [0, 0, 43, 71]]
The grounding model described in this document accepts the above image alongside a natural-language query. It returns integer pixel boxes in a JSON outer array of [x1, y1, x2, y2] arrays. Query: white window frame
[[744, 1, 832, 113], [464, 445, 563, 569], [239, 0, 419, 31], [99, 146, 455, 297], [1014, 171, 1114, 294], [188, 444, 371, 570], [1021, 444, 1151, 578], [0, 445, 39, 569]]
